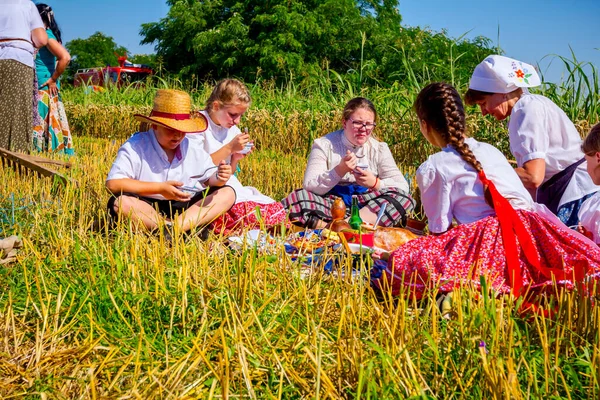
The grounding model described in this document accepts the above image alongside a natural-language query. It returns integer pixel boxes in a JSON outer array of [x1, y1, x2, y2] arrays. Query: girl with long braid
[[372, 82, 600, 301]]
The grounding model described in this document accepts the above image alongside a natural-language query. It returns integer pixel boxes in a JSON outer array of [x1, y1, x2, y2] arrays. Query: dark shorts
[[107, 186, 234, 219]]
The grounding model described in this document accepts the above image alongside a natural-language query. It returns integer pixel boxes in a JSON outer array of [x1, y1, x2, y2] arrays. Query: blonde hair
[[206, 79, 251, 111]]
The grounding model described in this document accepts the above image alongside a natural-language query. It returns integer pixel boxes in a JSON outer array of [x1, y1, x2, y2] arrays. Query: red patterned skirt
[[211, 201, 289, 235], [372, 210, 600, 298]]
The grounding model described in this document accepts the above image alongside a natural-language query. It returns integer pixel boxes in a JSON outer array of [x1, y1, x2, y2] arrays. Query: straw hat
[[134, 89, 208, 133]]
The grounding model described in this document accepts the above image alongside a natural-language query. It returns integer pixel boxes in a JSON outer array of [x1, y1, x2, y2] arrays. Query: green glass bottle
[[348, 197, 363, 230]]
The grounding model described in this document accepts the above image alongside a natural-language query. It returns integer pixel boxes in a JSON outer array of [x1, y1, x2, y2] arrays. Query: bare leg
[[174, 186, 235, 232], [112, 195, 163, 230]]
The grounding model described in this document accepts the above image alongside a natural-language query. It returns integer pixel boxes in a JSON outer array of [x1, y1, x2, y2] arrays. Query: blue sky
[[48, 0, 599, 84]]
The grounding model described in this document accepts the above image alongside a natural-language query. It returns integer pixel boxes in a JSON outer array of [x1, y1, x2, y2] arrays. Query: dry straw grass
[[1, 84, 599, 398]]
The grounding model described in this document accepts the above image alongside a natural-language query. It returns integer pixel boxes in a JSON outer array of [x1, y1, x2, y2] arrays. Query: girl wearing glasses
[[282, 97, 415, 229]]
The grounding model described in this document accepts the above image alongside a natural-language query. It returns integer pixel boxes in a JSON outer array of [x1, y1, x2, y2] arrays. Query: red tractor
[[74, 55, 153, 88]]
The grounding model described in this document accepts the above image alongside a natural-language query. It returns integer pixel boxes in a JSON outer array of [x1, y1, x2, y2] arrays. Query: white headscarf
[[469, 55, 541, 94]]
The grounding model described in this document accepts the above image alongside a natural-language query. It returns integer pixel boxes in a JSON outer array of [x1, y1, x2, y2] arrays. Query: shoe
[[306, 215, 321, 230], [183, 226, 210, 242], [161, 224, 173, 244]]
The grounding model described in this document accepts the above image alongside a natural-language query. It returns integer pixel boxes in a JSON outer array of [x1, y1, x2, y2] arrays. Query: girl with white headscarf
[[465, 55, 599, 226]]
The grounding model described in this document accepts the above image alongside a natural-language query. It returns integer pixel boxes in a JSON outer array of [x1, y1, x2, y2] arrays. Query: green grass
[[1, 54, 599, 397]]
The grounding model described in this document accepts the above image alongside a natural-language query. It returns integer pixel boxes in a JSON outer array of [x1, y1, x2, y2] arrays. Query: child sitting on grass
[[372, 82, 600, 303], [578, 123, 600, 245], [187, 79, 287, 234], [106, 89, 235, 239]]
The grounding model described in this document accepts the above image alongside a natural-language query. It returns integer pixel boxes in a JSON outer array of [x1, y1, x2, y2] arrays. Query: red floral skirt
[[373, 210, 600, 297], [211, 201, 289, 235]]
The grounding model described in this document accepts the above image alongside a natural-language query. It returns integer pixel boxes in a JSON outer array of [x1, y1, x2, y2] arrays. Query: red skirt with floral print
[[211, 201, 289, 235], [373, 210, 600, 298]]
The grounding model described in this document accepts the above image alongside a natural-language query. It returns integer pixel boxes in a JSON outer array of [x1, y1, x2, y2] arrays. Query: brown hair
[[342, 97, 377, 122], [206, 78, 251, 111], [582, 122, 600, 156], [464, 87, 522, 106], [464, 88, 493, 106], [415, 82, 482, 172]]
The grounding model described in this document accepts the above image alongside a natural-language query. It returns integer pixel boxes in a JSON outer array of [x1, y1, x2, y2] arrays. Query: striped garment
[[282, 187, 415, 228]]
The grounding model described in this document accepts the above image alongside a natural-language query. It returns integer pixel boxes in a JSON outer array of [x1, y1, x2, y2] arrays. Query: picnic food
[[373, 227, 418, 251], [290, 236, 329, 253]]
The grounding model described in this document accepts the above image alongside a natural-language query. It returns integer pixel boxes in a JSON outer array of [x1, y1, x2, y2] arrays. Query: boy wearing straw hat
[[106, 89, 235, 237]]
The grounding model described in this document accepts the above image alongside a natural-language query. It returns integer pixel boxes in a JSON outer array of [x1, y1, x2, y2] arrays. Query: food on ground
[[373, 227, 418, 251]]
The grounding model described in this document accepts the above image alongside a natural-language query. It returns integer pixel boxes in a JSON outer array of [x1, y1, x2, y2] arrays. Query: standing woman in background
[[0, 0, 48, 152], [465, 55, 598, 226], [33, 3, 74, 154]]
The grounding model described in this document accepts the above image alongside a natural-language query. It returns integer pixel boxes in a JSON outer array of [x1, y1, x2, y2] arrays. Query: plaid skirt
[[281, 187, 415, 228]]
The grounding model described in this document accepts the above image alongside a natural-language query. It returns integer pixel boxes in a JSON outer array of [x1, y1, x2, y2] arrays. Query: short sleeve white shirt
[[0, 0, 44, 67], [186, 111, 275, 204], [508, 94, 599, 206], [418, 138, 533, 233], [578, 192, 600, 244], [106, 130, 216, 200]]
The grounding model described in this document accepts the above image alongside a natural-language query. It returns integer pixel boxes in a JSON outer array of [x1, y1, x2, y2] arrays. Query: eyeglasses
[[348, 118, 376, 130]]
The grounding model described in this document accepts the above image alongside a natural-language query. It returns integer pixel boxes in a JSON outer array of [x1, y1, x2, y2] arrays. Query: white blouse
[[106, 130, 216, 200], [418, 138, 533, 233], [0, 0, 44, 67], [303, 129, 409, 195], [186, 111, 275, 204], [508, 94, 599, 206], [578, 192, 600, 244]]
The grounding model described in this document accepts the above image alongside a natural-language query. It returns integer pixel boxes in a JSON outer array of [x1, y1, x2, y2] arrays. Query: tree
[[140, 0, 495, 86], [129, 54, 158, 69], [140, 0, 396, 82], [66, 32, 129, 70]]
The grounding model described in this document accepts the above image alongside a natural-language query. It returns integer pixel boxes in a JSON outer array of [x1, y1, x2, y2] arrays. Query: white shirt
[[508, 94, 599, 206], [186, 110, 274, 204], [0, 0, 44, 67], [106, 130, 216, 200], [418, 138, 534, 233], [578, 192, 600, 244], [303, 129, 410, 195]]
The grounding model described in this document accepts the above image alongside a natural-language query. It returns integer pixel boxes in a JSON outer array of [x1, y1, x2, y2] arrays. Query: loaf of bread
[[373, 227, 419, 251]]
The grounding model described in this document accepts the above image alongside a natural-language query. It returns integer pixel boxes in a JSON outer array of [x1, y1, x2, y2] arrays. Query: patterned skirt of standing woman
[[211, 201, 289, 235], [33, 90, 74, 155], [371, 209, 600, 298], [282, 186, 415, 228], [0, 59, 34, 152]]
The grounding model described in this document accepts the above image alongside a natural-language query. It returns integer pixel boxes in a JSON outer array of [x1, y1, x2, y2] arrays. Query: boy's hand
[[160, 181, 192, 201], [215, 161, 232, 184], [228, 131, 251, 153]]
